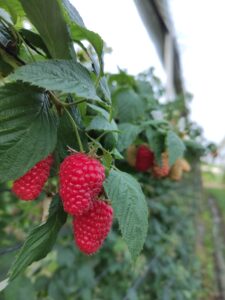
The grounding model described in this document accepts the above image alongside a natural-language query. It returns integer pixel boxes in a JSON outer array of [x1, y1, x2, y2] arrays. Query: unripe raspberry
[[180, 158, 191, 172], [59, 153, 105, 216], [73, 200, 113, 255], [126, 145, 137, 167], [135, 144, 154, 172], [169, 159, 183, 181], [152, 152, 170, 178], [12, 155, 53, 200]]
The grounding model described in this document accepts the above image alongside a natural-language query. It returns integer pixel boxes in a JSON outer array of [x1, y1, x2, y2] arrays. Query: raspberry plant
[[0, 0, 197, 293], [0, 0, 150, 285]]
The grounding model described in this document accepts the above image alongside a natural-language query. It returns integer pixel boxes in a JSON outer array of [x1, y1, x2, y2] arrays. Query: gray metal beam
[[134, 0, 184, 95]]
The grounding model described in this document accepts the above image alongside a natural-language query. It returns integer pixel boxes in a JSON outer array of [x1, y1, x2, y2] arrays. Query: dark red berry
[[59, 153, 105, 216], [12, 155, 53, 200], [73, 200, 113, 255], [135, 145, 154, 172]]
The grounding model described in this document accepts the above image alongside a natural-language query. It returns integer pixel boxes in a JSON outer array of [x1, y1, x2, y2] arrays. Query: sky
[[72, 0, 225, 144]]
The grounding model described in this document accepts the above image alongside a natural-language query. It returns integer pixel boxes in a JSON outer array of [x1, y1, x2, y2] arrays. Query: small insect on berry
[[73, 200, 113, 255], [12, 155, 53, 200], [59, 153, 105, 216]]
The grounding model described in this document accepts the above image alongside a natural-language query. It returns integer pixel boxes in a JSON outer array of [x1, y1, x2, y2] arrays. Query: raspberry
[[135, 144, 154, 172], [73, 200, 113, 254], [152, 152, 170, 178], [59, 153, 105, 216], [126, 145, 137, 167], [12, 155, 53, 200], [169, 159, 183, 181], [180, 158, 191, 172]]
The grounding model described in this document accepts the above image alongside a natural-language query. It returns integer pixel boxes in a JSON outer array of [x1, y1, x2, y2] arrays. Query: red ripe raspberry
[[135, 144, 154, 172], [59, 153, 105, 216], [12, 155, 53, 200], [73, 200, 113, 255]]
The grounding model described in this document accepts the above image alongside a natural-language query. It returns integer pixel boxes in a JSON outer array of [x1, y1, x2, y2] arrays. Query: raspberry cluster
[[12, 155, 53, 200], [59, 152, 113, 255]]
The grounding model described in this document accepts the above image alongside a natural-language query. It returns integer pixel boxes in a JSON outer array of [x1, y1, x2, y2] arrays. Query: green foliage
[[4, 275, 36, 300], [19, 0, 75, 59], [19, 29, 51, 57], [166, 130, 185, 166], [56, 107, 84, 160], [0, 0, 211, 298], [87, 115, 118, 132], [0, 0, 24, 25], [104, 169, 148, 259], [0, 83, 57, 182], [10, 60, 101, 101], [60, 0, 104, 74], [9, 195, 67, 281], [117, 123, 141, 152], [113, 88, 145, 122], [146, 127, 165, 164]]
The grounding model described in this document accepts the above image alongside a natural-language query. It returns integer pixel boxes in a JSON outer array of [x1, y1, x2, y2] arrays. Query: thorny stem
[[64, 107, 84, 152]]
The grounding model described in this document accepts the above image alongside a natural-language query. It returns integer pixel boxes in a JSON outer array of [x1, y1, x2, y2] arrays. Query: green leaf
[[19, 0, 75, 59], [19, 29, 51, 57], [117, 123, 141, 152], [113, 88, 145, 122], [60, 0, 104, 74], [0, 57, 13, 77], [166, 131, 185, 166], [103, 132, 118, 151], [0, 83, 57, 182], [10, 60, 101, 101], [145, 127, 165, 165], [104, 170, 148, 259], [9, 195, 67, 281], [98, 76, 111, 103], [59, 0, 111, 102], [88, 103, 110, 119], [0, 0, 25, 24], [87, 115, 118, 132]]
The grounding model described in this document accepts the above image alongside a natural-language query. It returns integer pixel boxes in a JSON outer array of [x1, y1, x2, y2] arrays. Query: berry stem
[[49, 91, 64, 111], [64, 107, 84, 152], [85, 132, 111, 156], [64, 98, 86, 106]]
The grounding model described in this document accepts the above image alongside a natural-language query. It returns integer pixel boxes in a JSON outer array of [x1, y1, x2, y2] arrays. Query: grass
[[207, 188, 225, 222], [196, 192, 218, 299]]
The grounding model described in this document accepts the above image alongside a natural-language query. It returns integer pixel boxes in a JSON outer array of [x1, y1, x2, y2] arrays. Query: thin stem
[[49, 91, 64, 108], [64, 98, 86, 106], [85, 132, 111, 156], [64, 107, 84, 152]]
